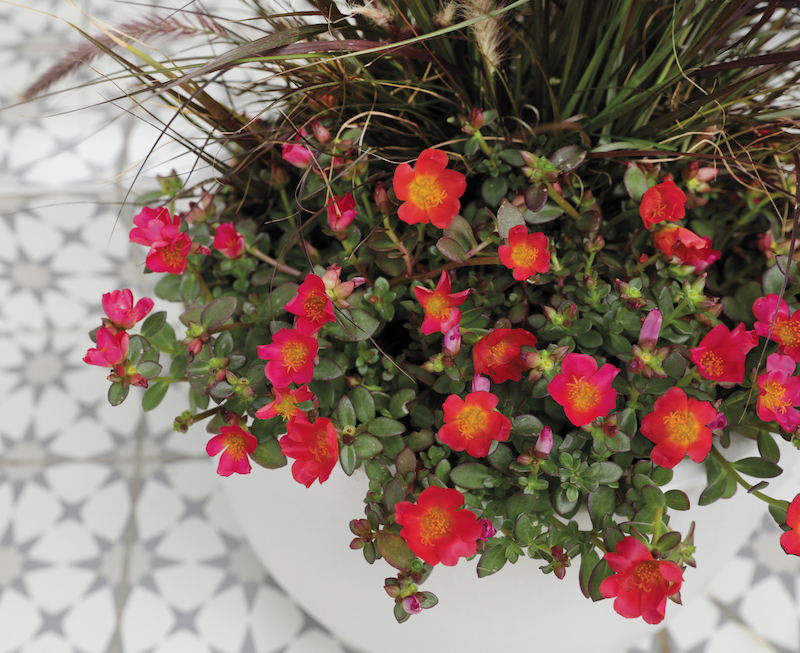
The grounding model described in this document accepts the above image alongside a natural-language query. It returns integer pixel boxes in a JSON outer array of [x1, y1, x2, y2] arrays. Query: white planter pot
[[220, 435, 798, 653]]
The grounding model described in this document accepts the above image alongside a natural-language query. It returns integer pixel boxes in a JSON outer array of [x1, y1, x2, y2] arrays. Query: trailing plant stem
[[247, 246, 302, 277], [709, 447, 785, 509]]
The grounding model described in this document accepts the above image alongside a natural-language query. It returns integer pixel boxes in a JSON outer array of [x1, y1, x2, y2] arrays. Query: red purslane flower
[[780, 493, 800, 556], [279, 414, 339, 487], [652, 225, 720, 272], [213, 222, 245, 259], [756, 353, 800, 432], [639, 180, 686, 229], [394, 486, 482, 566], [498, 224, 550, 280], [438, 391, 511, 457], [129, 206, 180, 247], [206, 425, 258, 477], [101, 289, 154, 330], [690, 323, 757, 384], [413, 271, 470, 335], [84, 327, 129, 367], [753, 294, 800, 362], [600, 536, 683, 624], [393, 149, 467, 229], [327, 193, 358, 233], [257, 328, 319, 387], [130, 206, 209, 274], [255, 385, 314, 422], [284, 273, 336, 335], [548, 353, 619, 426], [472, 328, 538, 383], [282, 132, 314, 168], [640, 386, 718, 468]]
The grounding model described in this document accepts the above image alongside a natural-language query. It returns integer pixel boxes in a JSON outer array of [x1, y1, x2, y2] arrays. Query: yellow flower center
[[275, 395, 300, 420], [633, 560, 660, 591], [762, 380, 790, 414], [699, 350, 724, 377], [776, 318, 800, 346], [456, 405, 489, 439], [567, 377, 599, 410], [225, 434, 247, 460], [419, 506, 452, 546], [409, 175, 446, 209], [425, 293, 451, 320], [650, 201, 666, 219], [303, 292, 328, 321], [663, 410, 699, 444], [282, 341, 309, 372], [309, 433, 330, 463], [161, 242, 185, 268], [511, 243, 540, 268]]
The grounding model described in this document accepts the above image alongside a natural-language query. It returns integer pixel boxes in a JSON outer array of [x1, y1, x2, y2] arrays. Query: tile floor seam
[[108, 414, 147, 653]]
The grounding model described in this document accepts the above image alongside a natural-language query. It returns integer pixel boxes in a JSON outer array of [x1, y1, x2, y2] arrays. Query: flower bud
[[638, 309, 662, 351], [402, 595, 422, 615], [311, 119, 330, 144], [478, 518, 496, 541], [443, 325, 461, 357], [534, 426, 553, 459], [472, 374, 491, 393]]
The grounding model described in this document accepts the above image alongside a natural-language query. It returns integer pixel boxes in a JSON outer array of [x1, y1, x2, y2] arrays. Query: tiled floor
[[2, 2, 800, 652]]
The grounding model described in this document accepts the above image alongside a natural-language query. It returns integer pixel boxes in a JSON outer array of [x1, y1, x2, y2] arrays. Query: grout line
[[108, 415, 148, 653]]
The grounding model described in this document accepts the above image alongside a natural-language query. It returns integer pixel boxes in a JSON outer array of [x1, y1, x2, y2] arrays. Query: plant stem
[[388, 256, 501, 288], [382, 217, 414, 276], [546, 182, 582, 221], [661, 298, 689, 329], [187, 261, 213, 302], [652, 506, 663, 544], [709, 447, 786, 509], [247, 246, 302, 277]]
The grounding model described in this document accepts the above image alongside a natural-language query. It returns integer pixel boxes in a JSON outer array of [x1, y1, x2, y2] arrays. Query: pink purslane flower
[[284, 273, 336, 335], [753, 294, 800, 362], [413, 271, 470, 335], [213, 222, 246, 259], [84, 327, 129, 367], [327, 193, 358, 233], [690, 323, 758, 384], [130, 206, 209, 274], [257, 328, 319, 387], [600, 536, 683, 624], [206, 425, 258, 477], [282, 133, 314, 168], [780, 493, 800, 556], [756, 353, 800, 432], [130, 206, 181, 247], [101, 289, 154, 330], [548, 353, 619, 426]]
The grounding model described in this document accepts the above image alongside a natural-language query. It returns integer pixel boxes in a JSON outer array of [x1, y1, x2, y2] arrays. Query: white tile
[[250, 585, 304, 653], [195, 586, 249, 653], [20, 632, 74, 653], [42, 462, 110, 504], [705, 621, 780, 653], [204, 491, 243, 538], [32, 385, 80, 440], [152, 631, 213, 653], [166, 460, 217, 502], [62, 587, 116, 653], [283, 629, 347, 653], [665, 594, 721, 651], [8, 125, 57, 169], [13, 213, 64, 261], [12, 482, 62, 544], [156, 517, 227, 563], [152, 563, 226, 612], [136, 479, 185, 541], [740, 576, 799, 650], [0, 589, 43, 653], [82, 479, 131, 541], [28, 519, 100, 564], [23, 565, 96, 613], [0, 483, 12, 540], [121, 587, 176, 653], [0, 291, 47, 332], [48, 418, 117, 459]]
